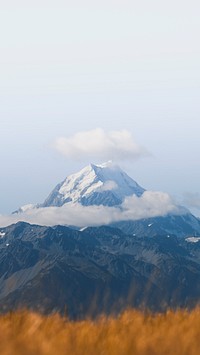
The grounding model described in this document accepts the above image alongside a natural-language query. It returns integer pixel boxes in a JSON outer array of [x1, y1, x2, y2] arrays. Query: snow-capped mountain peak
[[41, 161, 145, 207]]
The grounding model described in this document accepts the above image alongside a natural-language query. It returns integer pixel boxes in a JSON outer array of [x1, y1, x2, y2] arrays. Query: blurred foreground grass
[[0, 308, 200, 354]]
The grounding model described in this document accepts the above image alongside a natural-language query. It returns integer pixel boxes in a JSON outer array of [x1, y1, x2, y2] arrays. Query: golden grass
[[0, 308, 200, 355]]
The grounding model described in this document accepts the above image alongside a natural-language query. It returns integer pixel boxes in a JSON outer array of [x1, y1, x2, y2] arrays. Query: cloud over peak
[[54, 128, 149, 162], [0, 191, 186, 228]]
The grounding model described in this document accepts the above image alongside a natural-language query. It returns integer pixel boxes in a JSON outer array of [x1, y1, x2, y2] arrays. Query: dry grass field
[[0, 308, 200, 355]]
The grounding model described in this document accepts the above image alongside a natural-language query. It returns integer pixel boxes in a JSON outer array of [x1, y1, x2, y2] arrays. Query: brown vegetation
[[0, 308, 200, 355]]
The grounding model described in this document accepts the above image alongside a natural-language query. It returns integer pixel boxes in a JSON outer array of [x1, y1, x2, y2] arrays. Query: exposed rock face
[[1, 222, 200, 318]]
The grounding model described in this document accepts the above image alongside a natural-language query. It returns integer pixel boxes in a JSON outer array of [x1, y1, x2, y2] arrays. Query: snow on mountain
[[9, 161, 200, 237], [14, 204, 36, 213], [186, 237, 200, 243], [14, 161, 181, 225], [41, 161, 145, 208]]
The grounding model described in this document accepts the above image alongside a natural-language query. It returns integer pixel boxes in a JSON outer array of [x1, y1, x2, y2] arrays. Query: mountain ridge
[[12, 162, 200, 237], [1, 221, 200, 317]]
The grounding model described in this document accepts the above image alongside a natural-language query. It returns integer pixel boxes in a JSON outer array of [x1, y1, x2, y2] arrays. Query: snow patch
[[80, 227, 88, 232], [186, 237, 200, 243], [95, 161, 113, 168], [19, 204, 35, 213]]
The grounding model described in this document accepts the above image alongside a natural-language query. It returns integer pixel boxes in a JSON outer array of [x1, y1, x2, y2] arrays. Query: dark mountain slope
[[1, 222, 200, 317]]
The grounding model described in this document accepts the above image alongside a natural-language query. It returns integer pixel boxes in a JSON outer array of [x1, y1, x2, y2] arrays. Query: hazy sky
[[1, 0, 200, 216]]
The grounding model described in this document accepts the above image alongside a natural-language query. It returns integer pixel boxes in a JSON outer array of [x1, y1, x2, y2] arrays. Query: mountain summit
[[12, 161, 200, 237], [41, 161, 145, 208]]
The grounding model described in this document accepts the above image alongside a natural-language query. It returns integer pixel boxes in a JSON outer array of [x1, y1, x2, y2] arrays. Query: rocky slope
[[1, 222, 200, 317]]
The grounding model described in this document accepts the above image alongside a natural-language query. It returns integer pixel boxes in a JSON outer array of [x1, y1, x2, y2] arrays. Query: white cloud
[[121, 191, 186, 220], [99, 180, 118, 192], [54, 128, 149, 162], [0, 191, 186, 228]]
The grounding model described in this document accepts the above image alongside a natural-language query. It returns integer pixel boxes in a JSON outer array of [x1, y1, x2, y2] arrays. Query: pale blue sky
[[1, 0, 200, 215]]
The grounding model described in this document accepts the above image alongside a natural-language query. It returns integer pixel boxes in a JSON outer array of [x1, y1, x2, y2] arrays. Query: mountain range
[[1, 222, 200, 317], [16, 161, 200, 237], [1, 162, 200, 317]]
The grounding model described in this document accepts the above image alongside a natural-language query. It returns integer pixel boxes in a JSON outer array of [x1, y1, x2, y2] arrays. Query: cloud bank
[[0, 191, 186, 228], [54, 128, 149, 162]]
